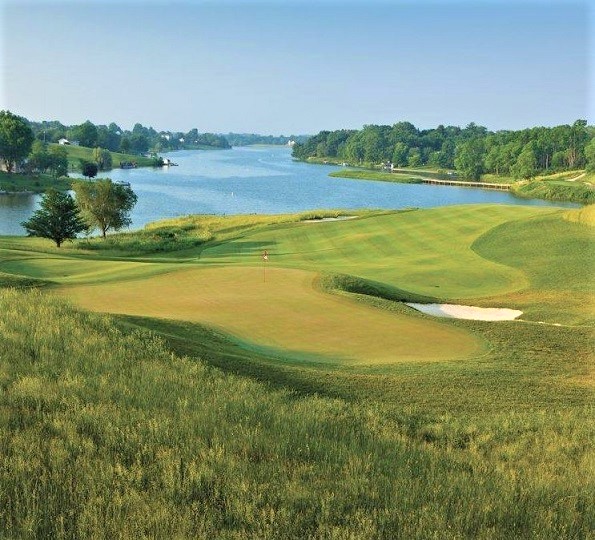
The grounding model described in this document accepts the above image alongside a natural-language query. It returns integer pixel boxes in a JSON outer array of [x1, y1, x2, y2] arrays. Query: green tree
[[389, 121, 418, 147], [511, 142, 538, 179], [130, 134, 149, 154], [391, 142, 408, 167], [73, 179, 137, 238], [344, 134, 365, 163], [566, 119, 588, 169], [96, 126, 121, 152], [21, 189, 85, 247], [80, 160, 98, 179], [454, 139, 485, 180], [438, 139, 456, 169], [93, 147, 113, 171], [407, 148, 422, 167], [0, 110, 34, 172], [27, 140, 52, 173], [74, 120, 98, 148], [360, 127, 384, 163], [584, 137, 595, 172], [120, 137, 131, 153], [49, 146, 68, 178]]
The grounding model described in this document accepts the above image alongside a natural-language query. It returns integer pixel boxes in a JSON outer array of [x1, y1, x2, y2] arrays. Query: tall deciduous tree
[[454, 139, 484, 180], [585, 138, 595, 172], [0, 110, 34, 172], [120, 137, 131, 153], [73, 179, 137, 238], [93, 147, 112, 170], [74, 120, 98, 148], [21, 189, 85, 247], [27, 140, 52, 173], [49, 146, 69, 177]]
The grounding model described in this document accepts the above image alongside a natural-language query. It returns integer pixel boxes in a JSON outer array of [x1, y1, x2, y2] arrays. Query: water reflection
[[0, 193, 40, 235]]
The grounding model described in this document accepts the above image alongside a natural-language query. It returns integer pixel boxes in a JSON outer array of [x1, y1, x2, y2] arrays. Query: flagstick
[[262, 250, 269, 283]]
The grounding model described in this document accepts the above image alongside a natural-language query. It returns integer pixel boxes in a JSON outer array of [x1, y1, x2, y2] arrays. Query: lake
[[0, 145, 575, 236]]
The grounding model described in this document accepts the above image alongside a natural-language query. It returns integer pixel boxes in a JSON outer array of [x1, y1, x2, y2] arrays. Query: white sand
[[406, 303, 522, 321]]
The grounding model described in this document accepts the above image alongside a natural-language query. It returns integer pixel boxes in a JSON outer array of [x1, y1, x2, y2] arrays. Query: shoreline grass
[[0, 171, 71, 193], [329, 169, 423, 183], [510, 179, 595, 205]]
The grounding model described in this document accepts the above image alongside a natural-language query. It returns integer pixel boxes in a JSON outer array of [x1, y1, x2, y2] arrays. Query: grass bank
[[48, 143, 156, 170], [324, 162, 592, 204], [1, 289, 592, 538], [0, 171, 71, 193], [510, 179, 595, 205], [329, 169, 423, 183]]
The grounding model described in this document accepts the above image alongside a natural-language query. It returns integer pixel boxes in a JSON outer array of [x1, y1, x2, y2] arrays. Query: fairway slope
[[472, 210, 595, 325]]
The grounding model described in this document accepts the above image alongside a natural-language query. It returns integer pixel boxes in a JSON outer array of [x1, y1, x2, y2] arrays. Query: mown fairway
[[199, 205, 543, 298], [1, 204, 593, 538]]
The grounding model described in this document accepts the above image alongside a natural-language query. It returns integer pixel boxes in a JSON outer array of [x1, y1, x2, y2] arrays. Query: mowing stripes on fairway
[[58, 266, 482, 365], [200, 205, 552, 298]]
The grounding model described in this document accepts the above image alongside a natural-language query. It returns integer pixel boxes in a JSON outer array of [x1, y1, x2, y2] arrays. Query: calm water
[[0, 146, 576, 236]]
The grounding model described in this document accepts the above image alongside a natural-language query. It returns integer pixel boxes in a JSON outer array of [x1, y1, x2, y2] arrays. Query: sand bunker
[[406, 303, 522, 321]]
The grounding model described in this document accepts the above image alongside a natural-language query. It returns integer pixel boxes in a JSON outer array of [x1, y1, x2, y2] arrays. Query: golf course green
[[1, 203, 593, 537]]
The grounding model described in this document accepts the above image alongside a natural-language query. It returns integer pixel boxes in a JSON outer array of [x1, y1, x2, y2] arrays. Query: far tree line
[[292, 120, 595, 180], [28, 120, 231, 154]]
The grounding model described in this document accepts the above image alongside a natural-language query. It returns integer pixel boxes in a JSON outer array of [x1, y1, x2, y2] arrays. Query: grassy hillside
[[1, 288, 593, 538], [510, 178, 595, 205], [0, 204, 593, 537], [48, 143, 156, 170]]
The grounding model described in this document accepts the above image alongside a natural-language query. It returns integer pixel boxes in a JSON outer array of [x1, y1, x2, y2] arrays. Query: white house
[[58, 138, 70, 145]]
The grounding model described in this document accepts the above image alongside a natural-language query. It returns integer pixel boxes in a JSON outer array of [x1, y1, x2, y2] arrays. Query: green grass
[[0, 171, 71, 193], [0, 204, 593, 537], [1, 288, 592, 538], [73, 209, 380, 256], [511, 179, 595, 204], [48, 143, 155, 170], [329, 169, 423, 183], [198, 205, 546, 300], [57, 265, 482, 365]]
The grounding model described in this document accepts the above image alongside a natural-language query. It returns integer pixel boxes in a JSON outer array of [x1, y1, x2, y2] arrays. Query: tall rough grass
[[1, 289, 593, 538]]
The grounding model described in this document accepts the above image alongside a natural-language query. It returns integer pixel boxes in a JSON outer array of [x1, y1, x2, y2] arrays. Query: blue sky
[[0, 0, 592, 134]]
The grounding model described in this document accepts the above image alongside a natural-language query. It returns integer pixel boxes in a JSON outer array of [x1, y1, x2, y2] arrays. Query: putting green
[[58, 266, 483, 365]]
